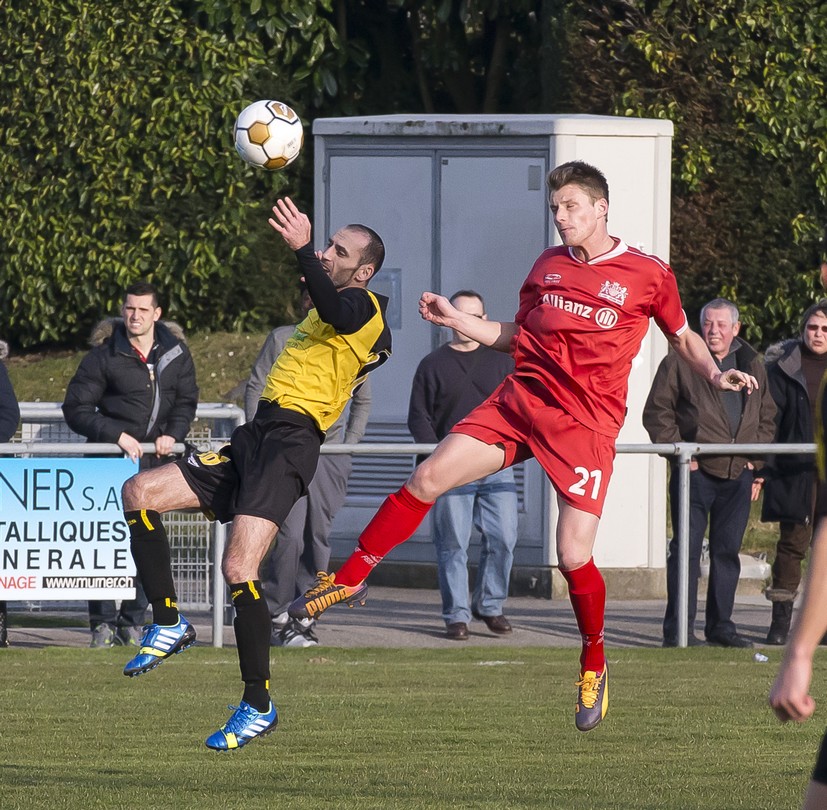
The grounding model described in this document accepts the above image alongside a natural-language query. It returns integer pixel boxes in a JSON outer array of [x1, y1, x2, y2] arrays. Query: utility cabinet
[[314, 114, 674, 595]]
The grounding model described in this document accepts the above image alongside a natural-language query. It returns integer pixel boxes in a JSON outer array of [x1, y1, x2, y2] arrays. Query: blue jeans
[[431, 468, 519, 624]]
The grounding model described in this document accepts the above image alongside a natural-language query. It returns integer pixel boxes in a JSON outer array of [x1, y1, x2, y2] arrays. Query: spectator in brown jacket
[[643, 298, 776, 648]]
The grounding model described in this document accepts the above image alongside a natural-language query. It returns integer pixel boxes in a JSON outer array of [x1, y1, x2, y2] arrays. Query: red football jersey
[[512, 239, 688, 438]]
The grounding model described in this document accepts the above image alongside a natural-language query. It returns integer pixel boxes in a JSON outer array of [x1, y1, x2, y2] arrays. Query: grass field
[[1, 645, 822, 810]]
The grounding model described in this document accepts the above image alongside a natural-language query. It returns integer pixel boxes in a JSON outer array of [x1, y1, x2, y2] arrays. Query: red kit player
[[291, 161, 758, 731]]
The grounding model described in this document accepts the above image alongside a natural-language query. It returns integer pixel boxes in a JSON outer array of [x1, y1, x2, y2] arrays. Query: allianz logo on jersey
[[540, 292, 619, 329]]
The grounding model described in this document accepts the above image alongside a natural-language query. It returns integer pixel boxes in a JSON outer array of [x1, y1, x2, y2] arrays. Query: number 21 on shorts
[[568, 466, 603, 500]]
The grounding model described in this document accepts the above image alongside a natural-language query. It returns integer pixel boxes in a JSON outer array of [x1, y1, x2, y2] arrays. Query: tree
[[0, 0, 303, 347], [570, 0, 827, 341]]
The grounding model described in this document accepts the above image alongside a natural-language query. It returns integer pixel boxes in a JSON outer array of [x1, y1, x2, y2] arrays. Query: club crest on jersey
[[543, 273, 562, 284], [598, 280, 628, 307]]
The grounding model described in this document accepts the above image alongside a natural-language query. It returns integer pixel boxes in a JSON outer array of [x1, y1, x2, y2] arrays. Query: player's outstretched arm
[[667, 328, 758, 393], [770, 518, 827, 723], [419, 291, 518, 352], [268, 196, 312, 250]]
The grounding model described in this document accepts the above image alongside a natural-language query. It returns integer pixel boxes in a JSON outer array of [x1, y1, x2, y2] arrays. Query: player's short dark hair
[[800, 299, 827, 336], [124, 281, 160, 308], [346, 224, 385, 274], [449, 289, 485, 314], [547, 161, 610, 206]]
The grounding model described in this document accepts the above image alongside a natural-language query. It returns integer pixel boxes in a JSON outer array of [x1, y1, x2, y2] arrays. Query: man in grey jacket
[[643, 298, 776, 648], [245, 285, 371, 647]]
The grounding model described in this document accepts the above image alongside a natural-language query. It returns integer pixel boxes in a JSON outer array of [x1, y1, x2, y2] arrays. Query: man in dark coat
[[0, 338, 20, 647], [758, 300, 827, 644], [62, 281, 198, 648], [643, 298, 777, 648]]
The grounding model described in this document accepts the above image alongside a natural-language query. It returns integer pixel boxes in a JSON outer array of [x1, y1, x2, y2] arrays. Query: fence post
[[211, 521, 226, 649], [676, 444, 694, 648]]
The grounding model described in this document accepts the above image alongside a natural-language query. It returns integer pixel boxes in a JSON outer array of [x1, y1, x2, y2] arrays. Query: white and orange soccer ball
[[233, 100, 303, 171]]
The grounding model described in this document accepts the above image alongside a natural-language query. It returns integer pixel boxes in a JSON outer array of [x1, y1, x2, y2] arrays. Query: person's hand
[[713, 369, 758, 393], [418, 291, 457, 327], [751, 476, 764, 502], [117, 432, 143, 462], [268, 197, 312, 250], [770, 657, 816, 723], [155, 435, 175, 457]]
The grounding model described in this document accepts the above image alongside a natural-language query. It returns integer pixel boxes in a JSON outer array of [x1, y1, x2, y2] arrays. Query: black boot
[[766, 601, 793, 645]]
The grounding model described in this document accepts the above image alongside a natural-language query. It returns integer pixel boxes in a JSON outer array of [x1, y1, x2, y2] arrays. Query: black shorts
[[176, 401, 322, 526], [814, 729, 827, 784]]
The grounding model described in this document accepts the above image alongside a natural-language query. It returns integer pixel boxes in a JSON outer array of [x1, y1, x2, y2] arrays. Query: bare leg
[[122, 464, 201, 512], [222, 515, 278, 583], [408, 433, 507, 501], [334, 434, 507, 587], [555, 498, 600, 570]]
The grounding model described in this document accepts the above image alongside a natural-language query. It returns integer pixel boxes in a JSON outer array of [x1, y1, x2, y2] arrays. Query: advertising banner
[[0, 457, 137, 599]]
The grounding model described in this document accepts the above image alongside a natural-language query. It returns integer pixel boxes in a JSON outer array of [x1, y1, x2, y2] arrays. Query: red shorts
[[451, 375, 616, 517]]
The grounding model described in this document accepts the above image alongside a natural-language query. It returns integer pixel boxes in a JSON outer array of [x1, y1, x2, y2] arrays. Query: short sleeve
[[650, 266, 688, 337]]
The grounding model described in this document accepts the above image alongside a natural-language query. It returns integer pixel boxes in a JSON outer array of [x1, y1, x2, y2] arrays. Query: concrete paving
[[2, 586, 778, 650]]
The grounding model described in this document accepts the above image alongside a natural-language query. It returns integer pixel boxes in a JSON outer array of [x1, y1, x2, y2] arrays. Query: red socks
[[560, 557, 606, 673], [335, 486, 433, 586]]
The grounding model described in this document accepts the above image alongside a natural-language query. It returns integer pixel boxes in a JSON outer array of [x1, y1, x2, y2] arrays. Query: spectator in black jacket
[[759, 300, 827, 645], [62, 282, 198, 648], [0, 339, 19, 444], [0, 338, 20, 647]]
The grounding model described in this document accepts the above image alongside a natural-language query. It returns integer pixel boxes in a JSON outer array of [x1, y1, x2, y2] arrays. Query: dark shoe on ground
[[663, 634, 705, 648], [115, 626, 142, 647], [472, 610, 512, 635], [706, 630, 753, 648], [446, 622, 469, 641], [766, 628, 789, 645], [766, 601, 793, 645], [575, 665, 609, 732], [90, 623, 115, 649]]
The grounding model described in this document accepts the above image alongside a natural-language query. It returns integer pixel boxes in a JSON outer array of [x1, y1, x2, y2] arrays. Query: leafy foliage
[[570, 0, 827, 342], [0, 0, 303, 348], [3, 0, 827, 347]]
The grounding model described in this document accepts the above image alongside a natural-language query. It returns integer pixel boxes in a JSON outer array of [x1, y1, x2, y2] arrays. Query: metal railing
[[663, 442, 814, 647], [2, 409, 815, 649], [3, 403, 244, 648]]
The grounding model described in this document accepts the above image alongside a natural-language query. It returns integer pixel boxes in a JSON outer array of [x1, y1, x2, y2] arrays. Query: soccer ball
[[233, 100, 303, 171]]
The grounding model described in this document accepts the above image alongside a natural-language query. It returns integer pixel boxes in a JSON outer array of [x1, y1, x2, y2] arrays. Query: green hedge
[[0, 0, 305, 348]]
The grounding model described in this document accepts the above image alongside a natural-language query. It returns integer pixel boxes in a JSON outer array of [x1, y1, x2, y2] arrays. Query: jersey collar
[[567, 238, 628, 265]]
